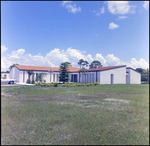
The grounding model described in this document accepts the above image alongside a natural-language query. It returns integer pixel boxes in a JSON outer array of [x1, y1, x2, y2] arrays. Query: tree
[[82, 60, 89, 68], [78, 59, 85, 68], [135, 68, 144, 74], [9, 64, 19, 70], [78, 67, 88, 83], [35, 73, 46, 83], [59, 62, 71, 84], [89, 60, 102, 69], [27, 70, 34, 80]]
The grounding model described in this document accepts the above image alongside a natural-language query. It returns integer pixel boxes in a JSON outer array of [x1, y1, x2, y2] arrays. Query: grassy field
[[1, 84, 149, 145]]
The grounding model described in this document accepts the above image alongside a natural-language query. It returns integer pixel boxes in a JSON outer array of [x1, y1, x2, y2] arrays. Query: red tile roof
[[88, 65, 126, 71], [15, 65, 126, 72], [15, 65, 81, 72]]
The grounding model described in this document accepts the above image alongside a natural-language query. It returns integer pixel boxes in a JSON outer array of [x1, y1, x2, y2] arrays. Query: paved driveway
[[1, 83, 35, 86]]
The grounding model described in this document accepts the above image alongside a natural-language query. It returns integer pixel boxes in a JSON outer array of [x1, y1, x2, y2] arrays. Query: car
[[1, 77, 17, 84]]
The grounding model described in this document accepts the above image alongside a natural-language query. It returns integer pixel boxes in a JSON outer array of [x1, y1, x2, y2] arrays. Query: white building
[[1, 72, 10, 79], [9, 64, 141, 84]]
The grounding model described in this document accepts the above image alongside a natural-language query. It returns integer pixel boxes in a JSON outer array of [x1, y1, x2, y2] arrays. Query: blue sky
[[1, 1, 149, 71]]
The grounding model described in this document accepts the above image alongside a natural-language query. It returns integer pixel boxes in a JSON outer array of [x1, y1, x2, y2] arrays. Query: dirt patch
[[1, 91, 14, 97], [104, 98, 130, 104]]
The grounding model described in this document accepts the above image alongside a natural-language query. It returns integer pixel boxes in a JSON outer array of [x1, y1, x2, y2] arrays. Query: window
[[90, 74, 91, 83], [87, 74, 88, 83], [92, 74, 94, 83]]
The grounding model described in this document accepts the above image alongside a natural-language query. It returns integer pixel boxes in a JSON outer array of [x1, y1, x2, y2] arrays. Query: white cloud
[[143, 1, 149, 10], [62, 2, 81, 13], [107, 1, 136, 14], [95, 54, 107, 66], [1, 45, 8, 53], [106, 54, 121, 66], [93, 6, 105, 16], [1, 47, 149, 71], [117, 16, 128, 20], [8, 49, 25, 59], [109, 22, 119, 29], [62, 1, 72, 6]]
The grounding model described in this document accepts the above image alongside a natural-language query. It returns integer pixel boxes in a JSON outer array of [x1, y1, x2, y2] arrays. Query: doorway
[[111, 74, 114, 84]]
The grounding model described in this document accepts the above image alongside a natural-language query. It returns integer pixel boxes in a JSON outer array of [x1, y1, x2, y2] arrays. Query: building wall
[[79, 72, 97, 83], [126, 68, 130, 84], [100, 67, 126, 84], [14, 66, 20, 83], [129, 69, 141, 84], [1, 73, 10, 79]]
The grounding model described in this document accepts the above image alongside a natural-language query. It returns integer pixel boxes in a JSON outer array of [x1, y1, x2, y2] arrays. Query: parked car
[[1, 77, 17, 84]]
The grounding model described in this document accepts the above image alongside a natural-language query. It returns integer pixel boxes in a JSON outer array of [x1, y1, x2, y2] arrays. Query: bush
[[72, 84, 76, 87], [54, 82, 59, 87], [62, 84, 66, 87], [86, 83, 90, 86], [40, 83, 46, 86], [77, 83, 81, 86], [46, 83, 50, 87], [90, 83, 94, 86], [26, 79, 31, 84], [67, 84, 70, 87], [94, 82, 100, 85], [35, 82, 38, 86], [82, 83, 86, 86]]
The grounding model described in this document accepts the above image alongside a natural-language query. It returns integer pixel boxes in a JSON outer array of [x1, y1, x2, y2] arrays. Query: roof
[[15, 64, 81, 72], [88, 65, 126, 71], [126, 67, 141, 74], [14, 64, 127, 72]]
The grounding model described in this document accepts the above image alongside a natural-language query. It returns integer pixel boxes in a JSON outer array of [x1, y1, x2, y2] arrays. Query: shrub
[[54, 82, 59, 87], [46, 83, 50, 87], [94, 82, 100, 85], [77, 83, 81, 86], [82, 83, 86, 86], [90, 83, 94, 86], [26, 79, 31, 84], [62, 84, 66, 87], [40, 83, 46, 87], [31, 79, 35, 84], [86, 83, 90, 86], [35, 82, 38, 86], [72, 84, 76, 87], [67, 84, 70, 87]]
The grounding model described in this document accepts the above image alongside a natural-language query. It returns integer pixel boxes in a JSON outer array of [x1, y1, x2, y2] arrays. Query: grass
[[1, 84, 149, 145]]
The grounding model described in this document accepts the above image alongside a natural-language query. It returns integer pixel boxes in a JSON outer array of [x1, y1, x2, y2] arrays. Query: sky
[[1, 1, 149, 71]]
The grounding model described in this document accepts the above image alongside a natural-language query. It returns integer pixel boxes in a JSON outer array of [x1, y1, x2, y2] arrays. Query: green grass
[[1, 84, 149, 145]]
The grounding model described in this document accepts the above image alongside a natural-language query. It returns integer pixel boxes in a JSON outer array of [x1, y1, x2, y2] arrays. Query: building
[[9, 64, 141, 84], [1, 72, 10, 79]]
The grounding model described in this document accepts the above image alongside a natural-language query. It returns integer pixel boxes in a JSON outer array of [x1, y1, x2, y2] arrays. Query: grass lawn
[[1, 84, 149, 145]]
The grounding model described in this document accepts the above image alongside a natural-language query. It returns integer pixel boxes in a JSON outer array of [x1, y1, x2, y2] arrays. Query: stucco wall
[[1, 73, 10, 79], [130, 69, 141, 84], [100, 67, 126, 84], [14, 66, 20, 83]]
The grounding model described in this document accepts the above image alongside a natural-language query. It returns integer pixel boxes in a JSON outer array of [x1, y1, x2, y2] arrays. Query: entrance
[[71, 74, 77, 82], [111, 74, 114, 84]]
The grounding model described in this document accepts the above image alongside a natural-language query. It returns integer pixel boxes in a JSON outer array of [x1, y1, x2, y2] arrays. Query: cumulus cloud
[[1, 47, 149, 71], [107, 1, 136, 14], [109, 22, 119, 29], [62, 1, 81, 13], [1, 45, 8, 53], [117, 16, 128, 20], [92, 6, 105, 16], [62, 1, 72, 6], [143, 1, 149, 10]]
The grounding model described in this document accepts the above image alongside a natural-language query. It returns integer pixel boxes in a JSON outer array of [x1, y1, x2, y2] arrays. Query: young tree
[[78, 67, 88, 83], [78, 59, 85, 68], [35, 73, 46, 83], [89, 60, 102, 69], [59, 62, 71, 84]]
